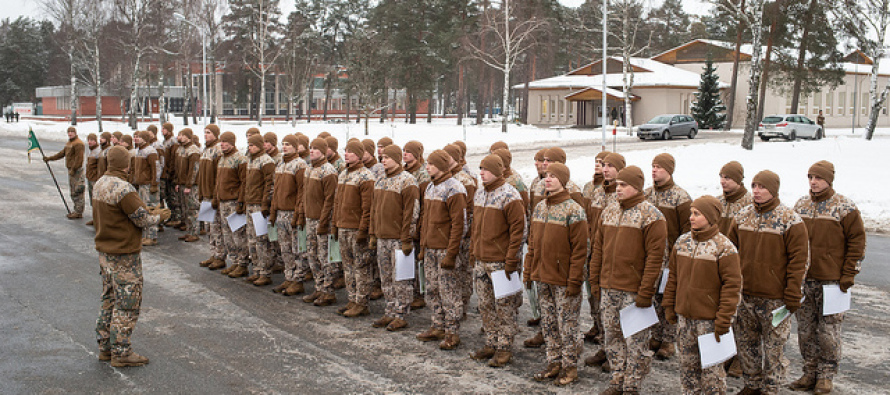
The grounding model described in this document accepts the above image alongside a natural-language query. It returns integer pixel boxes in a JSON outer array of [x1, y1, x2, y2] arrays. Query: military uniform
[[270, 150, 309, 287], [161, 131, 179, 223], [175, 135, 201, 237], [45, 131, 86, 216], [86, 144, 101, 201], [333, 160, 376, 310], [242, 149, 276, 279], [405, 158, 431, 303], [214, 142, 249, 271], [131, 137, 160, 241], [301, 143, 338, 299]]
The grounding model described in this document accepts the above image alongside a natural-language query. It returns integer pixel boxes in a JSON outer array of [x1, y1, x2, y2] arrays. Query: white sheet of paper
[[267, 225, 278, 242], [491, 270, 523, 299], [197, 201, 217, 222], [822, 284, 852, 316], [698, 328, 737, 369], [619, 304, 659, 338], [657, 269, 669, 294], [251, 212, 268, 236], [226, 213, 247, 232], [394, 249, 415, 281], [771, 305, 791, 327]]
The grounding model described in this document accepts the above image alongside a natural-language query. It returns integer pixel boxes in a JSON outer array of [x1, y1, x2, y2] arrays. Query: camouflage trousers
[[652, 293, 677, 343], [69, 167, 85, 214], [677, 316, 727, 395], [178, 186, 200, 236], [246, 204, 271, 276], [378, 238, 414, 319], [339, 228, 374, 305], [585, 264, 603, 343], [275, 210, 308, 282], [737, 294, 791, 394], [96, 252, 143, 357], [219, 200, 249, 267], [602, 288, 653, 392], [458, 236, 473, 313], [161, 178, 179, 220], [474, 261, 521, 350], [138, 185, 160, 240], [540, 283, 582, 367], [87, 179, 95, 203], [797, 279, 845, 380], [306, 218, 334, 294], [424, 248, 463, 333], [207, 201, 225, 260], [413, 239, 423, 299]]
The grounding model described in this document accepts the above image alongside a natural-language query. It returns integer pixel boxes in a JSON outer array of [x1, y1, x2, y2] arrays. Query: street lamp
[[173, 12, 208, 127]]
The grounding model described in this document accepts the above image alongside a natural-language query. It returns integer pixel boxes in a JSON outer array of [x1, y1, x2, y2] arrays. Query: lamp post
[[601, 0, 608, 151], [174, 12, 208, 127]]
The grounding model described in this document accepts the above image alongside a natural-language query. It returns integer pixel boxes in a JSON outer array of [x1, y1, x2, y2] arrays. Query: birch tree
[[74, 0, 112, 132], [41, 0, 80, 125], [834, 0, 890, 140], [466, 0, 548, 133]]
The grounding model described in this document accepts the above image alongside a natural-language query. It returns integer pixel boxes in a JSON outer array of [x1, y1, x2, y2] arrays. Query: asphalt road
[[1, 136, 887, 394]]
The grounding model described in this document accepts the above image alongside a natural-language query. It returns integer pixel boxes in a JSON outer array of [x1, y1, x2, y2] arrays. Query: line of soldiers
[[48, 125, 865, 394]]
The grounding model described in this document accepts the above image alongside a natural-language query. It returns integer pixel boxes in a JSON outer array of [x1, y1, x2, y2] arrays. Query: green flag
[[27, 128, 41, 163]]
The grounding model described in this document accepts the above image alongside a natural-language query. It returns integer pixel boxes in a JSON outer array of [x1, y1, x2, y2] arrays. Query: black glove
[[504, 263, 517, 281], [714, 324, 729, 342]]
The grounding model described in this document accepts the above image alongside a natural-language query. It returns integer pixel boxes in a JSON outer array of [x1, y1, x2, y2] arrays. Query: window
[[540, 97, 548, 121], [800, 95, 808, 115], [825, 92, 833, 116], [549, 99, 556, 120], [558, 100, 565, 119], [837, 92, 845, 116], [813, 93, 821, 115]]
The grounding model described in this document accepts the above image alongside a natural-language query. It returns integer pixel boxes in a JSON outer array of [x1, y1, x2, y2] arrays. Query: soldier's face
[[220, 141, 233, 151], [595, 159, 603, 175], [309, 147, 323, 161], [720, 175, 739, 194], [382, 154, 399, 171], [264, 141, 274, 152], [88, 139, 98, 148], [134, 136, 143, 146], [808, 174, 830, 194], [479, 168, 496, 184], [426, 162, 441, 178], [205, 130, 216, 143], [689, 207, 710, 231], [603, 163, 619, 181], [534, 158, 545, 174], [544, 172, 563, 193], [751, 183, 773, 204], [248, 144, 261, 155], [67, 131, 76, 140], [282, 142, 295, 154], [344, 151, 360, 164], [363, 151, 373, 161], [403, 152, 416, 165], [651, 164, 670, 185], [616, 180, 637, 199]]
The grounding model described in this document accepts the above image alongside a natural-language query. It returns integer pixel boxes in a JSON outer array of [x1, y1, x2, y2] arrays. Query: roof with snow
[[514, 56, 729, 91]]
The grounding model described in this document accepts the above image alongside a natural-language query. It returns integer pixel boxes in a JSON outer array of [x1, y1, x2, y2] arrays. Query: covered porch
[[565, 87, 639, 128]]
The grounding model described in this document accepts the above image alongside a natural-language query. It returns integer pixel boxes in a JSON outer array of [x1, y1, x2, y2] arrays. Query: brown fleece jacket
[[130, 144, 159, 187], [524, 189, 588, 289], [241, 152, 276, 210], [92, 172, 158, 254], [733, 198, 809, 309], [301, 157, 338, 234], [589, 192, 667, 299], [663, 225, 742, 334], [214, 148, 247, 203], [644, 179, 692, 247], [718, 187, 752, 238], [370, 167, 419, 245], [46, 136, 85, 174], [174, 142, 201, 186], [86, 147, 101, 182], [270, 153, 306, 217], [470, 177, 527, 271], [793, 189, 866, 281], [420, 172, 467, 262], [197, 141, 222, 199], [332, 161, 375, 238]]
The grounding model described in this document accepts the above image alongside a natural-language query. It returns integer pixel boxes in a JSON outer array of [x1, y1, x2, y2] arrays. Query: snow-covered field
[[3, 117, 889, 231]]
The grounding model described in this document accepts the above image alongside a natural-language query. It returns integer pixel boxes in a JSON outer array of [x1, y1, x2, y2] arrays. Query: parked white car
[[758, 114, 823, 141]]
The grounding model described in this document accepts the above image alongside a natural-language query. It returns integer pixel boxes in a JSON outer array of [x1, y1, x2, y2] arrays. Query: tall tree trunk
[[521, 53, 534, 124], [259, 71, 266, 126], [306, 77, 314, 123], [742, 0, 765, 150], [457, 64, 464, 125], [427, 91, 433, 123], [380, 81, 388, 123], [323, 70, 333, 121], [475, 68, 485, 125], [725, 0, 746, 130], [756, 0, 781, 124], [129, 53, 142, 130], [789, 0, 816, 113], [69, 52, 77, 125], [183, 65, 191, 126], [864, 4, 890, 140], [93, 41, 102, 132]]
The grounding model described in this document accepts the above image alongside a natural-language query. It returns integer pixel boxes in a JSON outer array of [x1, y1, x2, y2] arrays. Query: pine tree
[[691, 58, 726, 129]]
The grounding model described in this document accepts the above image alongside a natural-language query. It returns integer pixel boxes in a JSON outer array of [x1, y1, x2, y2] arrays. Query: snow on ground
[[2, 117, 889, 231]]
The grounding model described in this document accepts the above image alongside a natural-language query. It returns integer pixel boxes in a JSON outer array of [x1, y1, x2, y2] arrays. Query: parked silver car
[[637, 114, 698, 140], [758, 114, 823, 141]]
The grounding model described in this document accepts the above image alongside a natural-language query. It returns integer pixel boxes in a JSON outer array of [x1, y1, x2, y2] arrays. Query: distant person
[[817, 110, 825, 131], [44, 126, 86, 219]]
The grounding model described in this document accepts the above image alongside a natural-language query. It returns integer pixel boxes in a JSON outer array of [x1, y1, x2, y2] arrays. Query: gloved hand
[[236, 203, 245, 215], [331, 227, 339, 241], [525, 281, 534, 290], [635, 294, 652, 308], [369, 236, 378, 250], [43, 157, 49, 162], [150, 184, 158, 193], [357, 232, 367, 246], [296, 216, 305, 227], [211, 199, 219, 210], [665, 307, 677, 325], [441, 255, 456, 270], [784, 298, 801, 314], [149, 206, 172, 222], [401, 244, 413, 256], [566, 283, 581, 297], [261, 208, 270, 218], [839, 275, 855, 292], [269, 213, 277, 226], [504, 263, 518, 281], [714, 323, 729, 343]]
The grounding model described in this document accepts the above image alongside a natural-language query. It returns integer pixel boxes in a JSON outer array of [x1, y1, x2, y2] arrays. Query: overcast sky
[[0, 0, 713, 24]]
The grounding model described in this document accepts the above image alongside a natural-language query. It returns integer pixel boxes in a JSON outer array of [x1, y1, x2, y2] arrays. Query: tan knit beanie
[[87, 133, 97, 142], [617, 166, 645, 192], [311, 138, 329, 153], [453, 141, 467, 159], [720, 161, 745, 185], [653, 153, 675, 175], [427, 150, 451, 173], [345, 140, 365, 157], [325, 136, 339, 151], [382, 144, 402, 161], [264, 132, 278, 146], [220, 132, 236, 146], [404, 140, 424, 162], [490, 141, 508, 152], [317, 131, 331, 139], [692, 195, 723, 226], [545, 147, 567, 164], [443, 144, 461, 162], [361, 139, 375, 156], [480, 154, 504, 178], [296, 134, 310, 150], [534, 148, 546, 162], [492, 148, 512, 169], [179, 128, 194, 140], [547, 162, 570, 187], [205, 124, 220, 138], [107, 146, 129, 171], [282, 134, 298, 148], [248, 134, 265, 148], [120, 135, 133, 148], [377, 136, 393, 148], [603, 153, 626, 171], [246, 127, 260, 137], [752, 170, 780, 198], [808, 160, 835, 185], [596, 150, 611, 161]]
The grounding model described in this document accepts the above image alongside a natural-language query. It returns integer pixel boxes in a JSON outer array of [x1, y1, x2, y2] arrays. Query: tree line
[[0, 0, 884, 141]]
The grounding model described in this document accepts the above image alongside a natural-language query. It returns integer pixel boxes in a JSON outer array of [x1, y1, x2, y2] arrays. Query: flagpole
[[31, 129, 71, 214]]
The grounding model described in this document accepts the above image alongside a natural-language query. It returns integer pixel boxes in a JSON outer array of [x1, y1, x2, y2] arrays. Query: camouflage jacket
[[718, 187, 752, 238], [793, 189, 865, 281], [525, 189, 588, 288], [420, 175, 467, 259], [333, 163, 375, 234], [471, 178, 527, 269], [643, 181, 692, 248], [370, 169, 419, 244], [93, 172, 159, 254]]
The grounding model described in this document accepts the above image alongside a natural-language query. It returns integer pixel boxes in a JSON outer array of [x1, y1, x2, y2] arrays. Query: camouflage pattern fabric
[[209, 204, 226, 260], [339, 228, 374, 305], [88, 180, 96, 203], [601, 288, 653, 392], [454, 169, 476, 311], [162, 178, 180, 221], [474, 260, 521, 350], [539, 282, 583, 368], [138, 185, 160, 240], [652, 293, 676, 343], [424, 248, 463, 333], [797, 279, 845, 381], [736, 294, 791, 394], [413, 239, 424, 299], [219, 200, 249, 268], [306, 217, 333, 294], [718, 190, 753, 224], [378, 238, 414, 319], [677, 316, 727, 395], [246, 203, 272, 276], [96, 252, 142, 357], [276, 210, 306, 282], [69, 166, 86, 214], [179, 186, 200, 236]]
